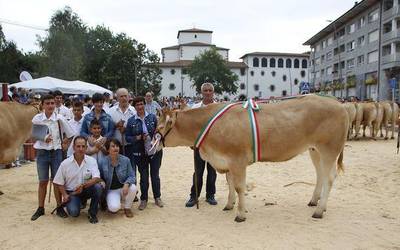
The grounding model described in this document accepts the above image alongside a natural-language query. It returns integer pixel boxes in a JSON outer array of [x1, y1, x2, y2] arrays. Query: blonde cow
[[372, 102, 384, 139], [352, 102, 364, 140], [361, 102, 378, 139], [343, 102, 356, 139], [157, 95, 348, 222], [0, 102, 39, 164]]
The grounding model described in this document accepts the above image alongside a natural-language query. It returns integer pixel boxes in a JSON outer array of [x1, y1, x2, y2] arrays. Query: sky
[[0, 0, 355, 61]]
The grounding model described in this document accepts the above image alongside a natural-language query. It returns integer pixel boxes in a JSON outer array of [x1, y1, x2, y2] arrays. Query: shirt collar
[[70, 154, 88, 166], [41, 112, 58, 121], [117, 104, 135, 113], [134, 112, 150, 120]]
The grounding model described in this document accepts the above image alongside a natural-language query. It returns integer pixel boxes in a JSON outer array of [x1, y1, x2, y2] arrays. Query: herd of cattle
[[343, 101, 399, 140]]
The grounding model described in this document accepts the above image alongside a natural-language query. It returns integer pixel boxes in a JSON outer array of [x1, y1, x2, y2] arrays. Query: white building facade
[[158, 28, 310, 99]]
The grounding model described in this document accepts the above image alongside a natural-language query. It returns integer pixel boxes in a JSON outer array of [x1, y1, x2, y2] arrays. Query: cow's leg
[[312, 154, 337, 219], [308, 148, 322, 207], [231, 168, 247, 222], [362, 124, 366, 137], [223, 172, 236, 211], [354, 120, 361, 140]]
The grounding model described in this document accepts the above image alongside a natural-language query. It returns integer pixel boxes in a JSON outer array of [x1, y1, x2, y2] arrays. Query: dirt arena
[[0, 138, 399, 249]]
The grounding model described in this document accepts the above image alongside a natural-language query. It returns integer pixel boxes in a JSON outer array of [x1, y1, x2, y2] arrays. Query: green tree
[[188, 47, 238, 95], [38, 6, 87, 80]]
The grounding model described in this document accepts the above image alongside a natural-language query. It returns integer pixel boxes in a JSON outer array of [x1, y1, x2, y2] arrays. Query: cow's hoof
[[391, 137, 395, 140], [0, 191, 3, 195], [384, 137, 388, 140], [234, 216, 246, 223], [223, 206, 233, 211], [312, 212, 323, 219], [308, 201, 317, 207]]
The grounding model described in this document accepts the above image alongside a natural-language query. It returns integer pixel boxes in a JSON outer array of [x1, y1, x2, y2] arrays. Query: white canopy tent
[[10, 76, 112, 96]]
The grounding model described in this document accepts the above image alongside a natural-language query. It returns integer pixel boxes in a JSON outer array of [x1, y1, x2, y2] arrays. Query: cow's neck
[[168, 104, 220, 147]]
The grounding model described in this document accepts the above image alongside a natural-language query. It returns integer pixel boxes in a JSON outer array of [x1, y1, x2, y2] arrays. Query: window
[[368, 9, 379, 23], [327, 36, 333, 46], [253, 57, 259, 67], [254, 84, 259, 91], [347, 41, 356, 51], [368, 50, 378, 63], [182, 68, 188, 74], [194, 34, 197, 38], [271, 71, 276, 77], [302, 59, 308, 68], [286, 58, 292, 68], [316, 44, 321, 52], [270, 85, 275, 92], [240, 83, 245, 90], [250, 70, 254, 76], [347, 58, 355, 69], [383, 44, 392, 56], [358, 36, 365, 46], [270, 58, 276, 68], [339, 44, 345, 53], [283, 75, 287, 81], [358, 16, 366, 28], [326, 51, 333, 61], [169, 83, 176, 90], [261, 58, 268, 67], [348, 23, 356, 34], [383, 0, 394, 11], [294, 59, 300, 68], [336, 28, 345, 39], [368, 30, 379, 43], [301, 70, 306, 78], [315, 57, 321, 66], [383, 21, 393, 34], [282, 90, 287, 96], [321, 55, 325, 64], [278, 58, 284, 68], [261, 71, 265, 76], [322, 40, 327, 49], [240, 68, 245, 76], [321, 69, 325, 77], [327, 66, 332, 75], [340, 61, 345, 70], [170, 69, 175, 75], [357, 55, 365, 65], [294, 79, 299, 85], [334, 47, 339, 56]]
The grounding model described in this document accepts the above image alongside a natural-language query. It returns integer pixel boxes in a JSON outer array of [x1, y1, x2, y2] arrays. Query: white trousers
[[106, 185, 137, 212]]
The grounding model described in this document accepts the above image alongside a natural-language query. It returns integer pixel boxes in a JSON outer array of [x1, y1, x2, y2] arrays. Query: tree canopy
[[188, 47, 238, 95], [0, 7, 162, 96]]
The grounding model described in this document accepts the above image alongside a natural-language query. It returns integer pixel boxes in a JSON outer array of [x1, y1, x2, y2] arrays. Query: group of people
[[29, 83, 219, 224]]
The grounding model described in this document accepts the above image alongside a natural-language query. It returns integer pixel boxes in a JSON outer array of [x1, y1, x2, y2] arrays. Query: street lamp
[[180, 74, 184, 97], [327, 20, 343, 98]]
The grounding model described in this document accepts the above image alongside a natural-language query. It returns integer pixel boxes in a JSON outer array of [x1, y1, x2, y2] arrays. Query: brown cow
[[361, 102, 377, 139], [343, 102, 356, 139], [157, 95, 348, 222], [0, 102, 39, 164]]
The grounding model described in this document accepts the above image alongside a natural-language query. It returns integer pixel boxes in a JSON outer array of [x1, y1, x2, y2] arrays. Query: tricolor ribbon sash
[[194, 99, 262, 163]]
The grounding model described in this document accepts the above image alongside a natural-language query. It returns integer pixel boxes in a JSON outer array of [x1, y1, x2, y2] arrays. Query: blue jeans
[[36, 149, 63, 181], [134, 150, 163, 201], [66, 184, 103, 217]]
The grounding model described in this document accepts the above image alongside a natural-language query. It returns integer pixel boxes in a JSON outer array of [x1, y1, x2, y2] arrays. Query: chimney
[[354, 1, 358, 6]]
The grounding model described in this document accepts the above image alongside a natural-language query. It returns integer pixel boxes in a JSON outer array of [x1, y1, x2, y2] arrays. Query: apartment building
[[304, 0, 399, 101]]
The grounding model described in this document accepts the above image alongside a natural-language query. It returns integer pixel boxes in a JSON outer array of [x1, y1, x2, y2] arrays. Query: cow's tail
[[337, 150, 344, 174]]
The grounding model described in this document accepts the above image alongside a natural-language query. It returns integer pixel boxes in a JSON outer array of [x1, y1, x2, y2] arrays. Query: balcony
[[382, 5, 399, 21], [382, 28, 400, 41], [382, 52, 400, 64]]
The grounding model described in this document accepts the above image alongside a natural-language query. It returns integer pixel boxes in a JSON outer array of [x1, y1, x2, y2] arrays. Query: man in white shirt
[[53, 136, 103, 224], [107, 88, 136, 157], [53, 90, 73, 120], [67, 101, 85, 157], [31, 94, 75, 221], [185, 82, 218, 207]]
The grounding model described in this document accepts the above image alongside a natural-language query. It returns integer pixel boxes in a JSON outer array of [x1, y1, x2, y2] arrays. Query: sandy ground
[[0, 138, 399, 250]]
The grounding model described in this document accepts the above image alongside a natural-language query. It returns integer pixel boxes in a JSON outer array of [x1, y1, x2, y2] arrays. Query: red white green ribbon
[[194, 102, 240, 148], [194, 99, 262, 163]]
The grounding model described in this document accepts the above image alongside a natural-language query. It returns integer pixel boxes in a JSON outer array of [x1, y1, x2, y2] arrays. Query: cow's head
[[155, 107, 178, 147]]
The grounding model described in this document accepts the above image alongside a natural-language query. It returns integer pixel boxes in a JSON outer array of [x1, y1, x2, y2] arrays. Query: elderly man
[[144, 92, 161, 115], [108, 88, 136, 156], [185, 82, 218, 207], [53, 136, 103, 224]]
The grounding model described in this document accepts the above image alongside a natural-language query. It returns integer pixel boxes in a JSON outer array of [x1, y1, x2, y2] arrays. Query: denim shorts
[[36, 149, 63, 181]]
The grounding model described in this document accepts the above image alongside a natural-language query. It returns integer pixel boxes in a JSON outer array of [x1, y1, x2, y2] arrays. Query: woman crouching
[[98, 138, 137, 217]]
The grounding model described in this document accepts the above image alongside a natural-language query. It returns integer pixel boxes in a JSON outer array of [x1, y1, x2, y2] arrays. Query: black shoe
[[185, 197, 197, 207], [31, 207, 45, 221], [206, 196, 218, 205], [56, 207, 68, 218], [88, 214, 98, 224]]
